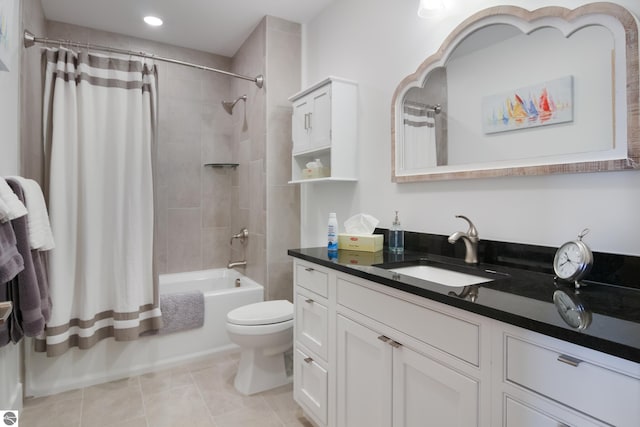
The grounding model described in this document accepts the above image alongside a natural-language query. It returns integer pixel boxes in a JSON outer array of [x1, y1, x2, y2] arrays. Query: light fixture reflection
[[418, 0, 445, 17], [144, 16, 163, 26]]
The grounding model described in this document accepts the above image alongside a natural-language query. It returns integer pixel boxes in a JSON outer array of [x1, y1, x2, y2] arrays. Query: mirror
[[392, 4, 640, 182]]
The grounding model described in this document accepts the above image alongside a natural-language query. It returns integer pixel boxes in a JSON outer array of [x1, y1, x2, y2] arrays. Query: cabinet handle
[[557, 354, 583, 367], [304, 113, 308, 130], [304, 357, 313, 364], [389, 340, 402, 348], [308, 112, 313, 130], [377, 335, 390, 343], [304, 267, 314, 272], [305, 298, 314, 304]]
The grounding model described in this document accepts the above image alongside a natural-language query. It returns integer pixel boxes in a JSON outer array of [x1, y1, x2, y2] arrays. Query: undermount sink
[[387, 264, 495, 287]]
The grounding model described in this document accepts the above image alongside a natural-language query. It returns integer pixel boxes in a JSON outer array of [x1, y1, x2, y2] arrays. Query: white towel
[[0, 178, 28, 223], [7, 177, 55, 251]]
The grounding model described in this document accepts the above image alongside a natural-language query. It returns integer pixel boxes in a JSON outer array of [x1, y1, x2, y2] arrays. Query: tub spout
[[227, 260, 247, 269]]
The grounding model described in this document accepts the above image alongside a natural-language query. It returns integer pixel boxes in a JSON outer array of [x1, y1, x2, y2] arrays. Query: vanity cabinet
[[493, 323, 640, 427], [336, 276, 485, 427], [293, 260, 331, 426], [291, 258, 640, 427], [288, 77, 358, 183]]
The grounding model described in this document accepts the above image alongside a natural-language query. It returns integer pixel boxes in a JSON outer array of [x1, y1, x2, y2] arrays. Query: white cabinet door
[[392, 342, 479, 427], [294, 347, 328, 426], [292, 96, 311, 153], [308, 85, 331, 150], [291, 84, 331, 155], [337, 315, 393, 427]]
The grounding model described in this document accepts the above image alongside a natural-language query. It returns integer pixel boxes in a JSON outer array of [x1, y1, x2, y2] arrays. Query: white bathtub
[[25, 269, 264, 397]]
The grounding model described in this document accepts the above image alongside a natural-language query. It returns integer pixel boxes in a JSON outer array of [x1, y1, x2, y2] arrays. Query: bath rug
[[157, 291, 205, 335]]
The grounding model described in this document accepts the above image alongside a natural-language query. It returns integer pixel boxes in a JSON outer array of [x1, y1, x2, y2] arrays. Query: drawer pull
[[377, 335, 390, 343], [557, 354, 583, 367], [304, 357, 313, 364], [305, 298, 314, 304], [389, 340, 402, 348], [305, 267, 315, 272]]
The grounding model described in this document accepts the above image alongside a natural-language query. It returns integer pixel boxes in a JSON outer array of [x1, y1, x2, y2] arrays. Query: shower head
[[222, 95, 247, 115]]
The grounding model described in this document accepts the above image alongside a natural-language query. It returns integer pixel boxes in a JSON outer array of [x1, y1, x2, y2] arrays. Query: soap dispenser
[[389, 211, 404, 253]]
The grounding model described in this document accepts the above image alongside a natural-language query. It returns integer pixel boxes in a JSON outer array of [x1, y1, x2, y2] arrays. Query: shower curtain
[[403, 102, 437, 170], [35, 48, 162, 356]]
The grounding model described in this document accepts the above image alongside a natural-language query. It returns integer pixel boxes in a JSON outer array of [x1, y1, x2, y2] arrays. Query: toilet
[[226, 300, 294, 395]]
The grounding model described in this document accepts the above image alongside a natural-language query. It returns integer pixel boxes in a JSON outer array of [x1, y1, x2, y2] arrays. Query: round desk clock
[[553, 228, 593, 289]]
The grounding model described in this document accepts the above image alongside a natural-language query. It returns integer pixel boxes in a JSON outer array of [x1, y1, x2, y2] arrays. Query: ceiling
[[40, 0, 336, 57]]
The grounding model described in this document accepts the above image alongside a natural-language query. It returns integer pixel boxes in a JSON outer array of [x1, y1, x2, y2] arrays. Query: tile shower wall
[[229, 17, 301, 301], [41, 22, 235, 274]]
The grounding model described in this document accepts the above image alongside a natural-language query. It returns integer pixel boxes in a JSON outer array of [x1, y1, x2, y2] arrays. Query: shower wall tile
[[268, 260, 295, 302], [202, 167, 232, 228], [236, 139, 251, 208], [167, 208, 203, 273], [267, 185, 300, 264], [249, 159, 266, 236], [166, 136, 202, 208], [267, 106, 294, 186], [266, 19, 302, 108], [202, 226, 232, 269]]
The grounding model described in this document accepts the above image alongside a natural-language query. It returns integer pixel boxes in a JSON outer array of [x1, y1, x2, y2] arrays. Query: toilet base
[[234, 347, 292, 395]]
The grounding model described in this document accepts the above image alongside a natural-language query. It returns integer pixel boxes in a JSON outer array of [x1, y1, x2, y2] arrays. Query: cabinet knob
[[305, 298, 314, 304], [304, 357, 313, 364], [557, 354, 583, 367]]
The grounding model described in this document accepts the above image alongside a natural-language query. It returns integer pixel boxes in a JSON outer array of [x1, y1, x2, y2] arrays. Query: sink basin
[[388, 265, 494, 287]]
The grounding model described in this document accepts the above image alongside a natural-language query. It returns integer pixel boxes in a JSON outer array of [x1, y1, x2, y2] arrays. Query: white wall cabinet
[[289, 77, 358, 183], [292, 259, 640, 427]]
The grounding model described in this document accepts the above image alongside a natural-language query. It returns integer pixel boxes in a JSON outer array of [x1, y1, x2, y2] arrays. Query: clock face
[[553, 289, 591, 329], [554, 241, 586, 280]]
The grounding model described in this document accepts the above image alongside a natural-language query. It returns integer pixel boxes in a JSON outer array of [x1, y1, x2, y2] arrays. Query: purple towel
[[0, 220, 23, 284], [7, 179, 46, 337]]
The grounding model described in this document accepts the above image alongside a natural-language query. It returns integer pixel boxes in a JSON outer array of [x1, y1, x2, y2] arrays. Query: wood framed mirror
[[391, 3, 640, 182]]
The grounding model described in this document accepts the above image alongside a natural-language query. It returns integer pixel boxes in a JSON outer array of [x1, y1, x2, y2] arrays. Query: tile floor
[[19, 352, 314, 427]]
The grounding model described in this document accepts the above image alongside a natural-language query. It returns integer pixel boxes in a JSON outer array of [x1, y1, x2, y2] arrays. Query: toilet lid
[[227, 300, 293, 326]]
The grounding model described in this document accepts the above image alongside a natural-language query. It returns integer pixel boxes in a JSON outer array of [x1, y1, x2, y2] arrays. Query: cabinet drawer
[[296, 262, 328, 297], [504, 395, 605, 427], [505, 335, 640, 426], [337, 278, 480, 366], [296, 293, 328, 359], [294, 347, 328, 426]]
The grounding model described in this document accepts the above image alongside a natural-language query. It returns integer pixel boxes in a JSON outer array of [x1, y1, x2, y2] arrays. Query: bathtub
[[25, 269, 264, 397]]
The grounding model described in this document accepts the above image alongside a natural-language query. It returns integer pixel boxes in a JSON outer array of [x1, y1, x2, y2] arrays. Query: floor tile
[[19, 397, 83, 427]]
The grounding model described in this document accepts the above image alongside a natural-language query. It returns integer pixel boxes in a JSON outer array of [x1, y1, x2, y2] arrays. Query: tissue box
[[302, 167, 329, 179], [338, 233, 383, 252]]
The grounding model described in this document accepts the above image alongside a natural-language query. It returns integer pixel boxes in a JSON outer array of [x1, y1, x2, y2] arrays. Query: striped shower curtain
[[36, 48, 162, 356], [402, 101, 437, 170]]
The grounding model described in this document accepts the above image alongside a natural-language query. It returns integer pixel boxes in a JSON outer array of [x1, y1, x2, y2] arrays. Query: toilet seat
[[227, 300, 293, 326]]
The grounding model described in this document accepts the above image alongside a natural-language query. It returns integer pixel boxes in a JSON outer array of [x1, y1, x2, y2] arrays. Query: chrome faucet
[[227, 260, 247, 269], [448, 215, 479, 264]]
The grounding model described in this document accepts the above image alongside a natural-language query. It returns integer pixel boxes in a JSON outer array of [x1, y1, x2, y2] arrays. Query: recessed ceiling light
[[144, 16, 163, 27]]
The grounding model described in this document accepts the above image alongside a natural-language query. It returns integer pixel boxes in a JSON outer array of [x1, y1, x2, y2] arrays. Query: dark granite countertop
[[288, 232, 640, 364]]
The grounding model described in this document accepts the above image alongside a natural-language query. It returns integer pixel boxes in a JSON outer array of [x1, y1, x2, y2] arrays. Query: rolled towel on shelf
[[155, 291, 205, 335]]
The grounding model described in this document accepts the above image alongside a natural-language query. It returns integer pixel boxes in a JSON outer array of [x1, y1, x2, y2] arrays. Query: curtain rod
[[23, 30, 264, 89]]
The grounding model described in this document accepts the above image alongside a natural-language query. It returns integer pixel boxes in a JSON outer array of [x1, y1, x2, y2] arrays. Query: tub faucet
[[230, 228, 249, 245], [227, 260, 247, 269], [448, 215, 479, 264]]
